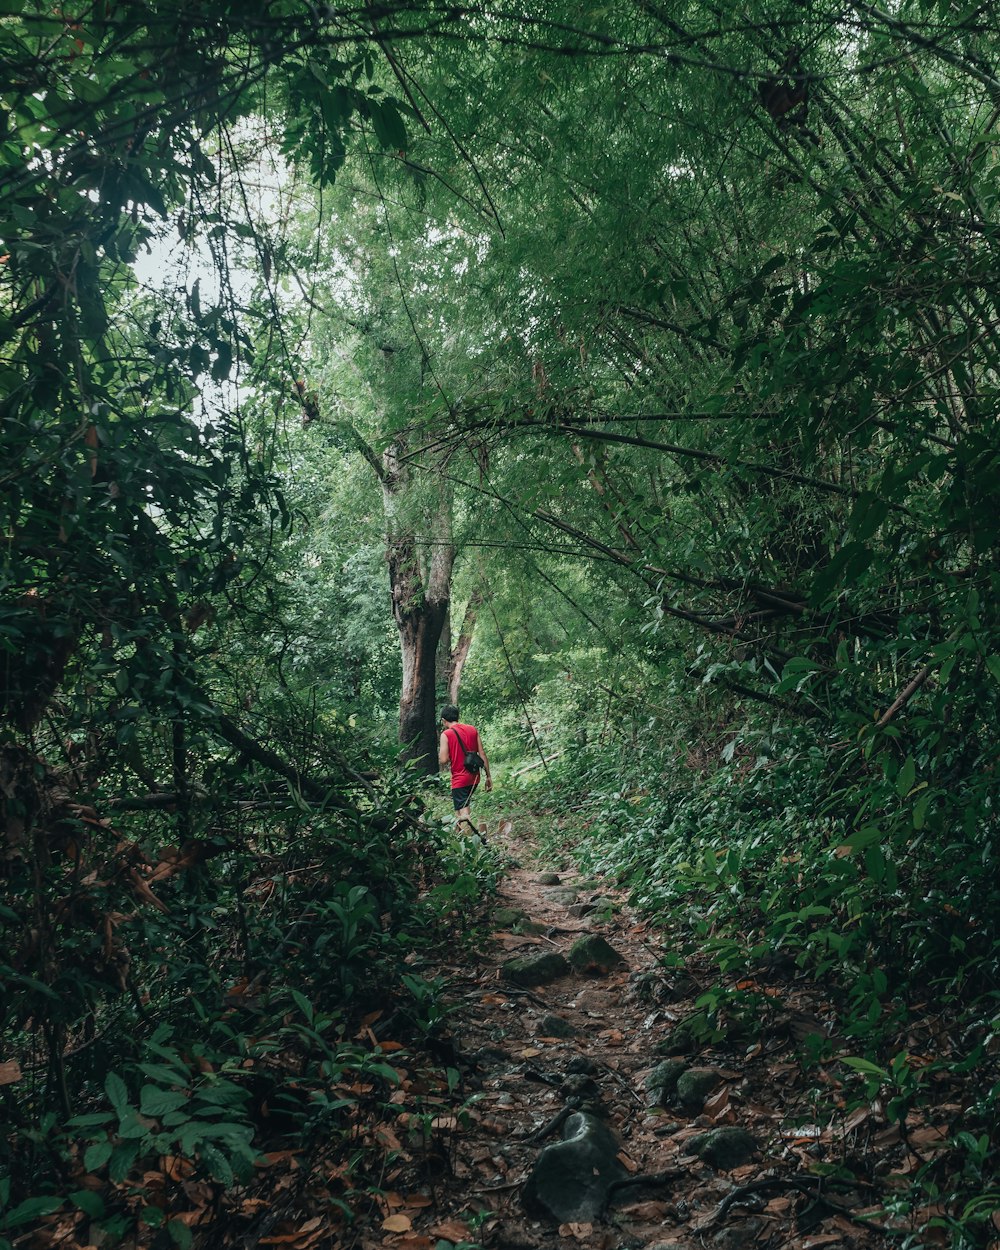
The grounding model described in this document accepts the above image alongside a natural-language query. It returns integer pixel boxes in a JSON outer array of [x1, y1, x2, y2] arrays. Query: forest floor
[[338, 817, 918, 1250]]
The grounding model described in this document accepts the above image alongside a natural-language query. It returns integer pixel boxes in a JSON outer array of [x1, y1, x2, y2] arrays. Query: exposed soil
[[348, 820, 907, 1250]]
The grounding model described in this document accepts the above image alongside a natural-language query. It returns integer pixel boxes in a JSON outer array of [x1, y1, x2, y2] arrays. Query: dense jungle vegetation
[[1, 1, 999, 1246]]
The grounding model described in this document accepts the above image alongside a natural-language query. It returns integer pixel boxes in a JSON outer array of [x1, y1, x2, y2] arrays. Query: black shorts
[[451, 784, 477, 810]]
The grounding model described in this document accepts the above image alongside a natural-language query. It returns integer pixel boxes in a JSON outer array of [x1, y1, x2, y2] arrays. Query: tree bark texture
[[444, 588, 483, 706], [383, 440, 454, 772]]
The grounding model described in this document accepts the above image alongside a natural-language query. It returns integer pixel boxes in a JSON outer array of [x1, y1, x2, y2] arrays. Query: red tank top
[[446, 723, 481, 789]]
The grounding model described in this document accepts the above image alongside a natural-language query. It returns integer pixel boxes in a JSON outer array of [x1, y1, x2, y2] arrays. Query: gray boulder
[[685, 1126, 758, 1170], [644, 1058, 688, 1107], [567, 934, 625, 974], [675, 1067, 723, 1112], [501, 951, 570, 987], [536, 1013, 576, 1038], [521, 1111, 626, 1222], [493, 906, 527, 929], [513, 918, 551, 936]]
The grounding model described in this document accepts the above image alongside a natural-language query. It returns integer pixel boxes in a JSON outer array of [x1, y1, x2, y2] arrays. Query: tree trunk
[[444, 589, 483, 705], [383, 440, 454, 772]]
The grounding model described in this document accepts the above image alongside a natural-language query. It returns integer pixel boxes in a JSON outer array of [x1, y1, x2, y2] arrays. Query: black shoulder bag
[[449, 726, 485, 774]]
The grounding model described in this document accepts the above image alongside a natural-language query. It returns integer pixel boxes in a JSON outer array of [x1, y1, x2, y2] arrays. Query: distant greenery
[[3, 0, 1000, 1245]]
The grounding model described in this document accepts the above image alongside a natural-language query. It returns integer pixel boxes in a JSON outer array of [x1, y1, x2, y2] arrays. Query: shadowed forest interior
[[1, 3, 1000, 1248]]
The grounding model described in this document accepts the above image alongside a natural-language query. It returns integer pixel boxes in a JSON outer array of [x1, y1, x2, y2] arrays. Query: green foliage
[[5, 1, 1000, 1244]]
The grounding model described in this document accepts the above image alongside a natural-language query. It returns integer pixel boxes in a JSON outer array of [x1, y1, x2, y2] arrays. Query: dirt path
[[360, 824, 894, 1250]]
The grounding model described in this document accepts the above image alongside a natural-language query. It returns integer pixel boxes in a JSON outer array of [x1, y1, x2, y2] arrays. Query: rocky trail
[[350, 822, 906, 1250]]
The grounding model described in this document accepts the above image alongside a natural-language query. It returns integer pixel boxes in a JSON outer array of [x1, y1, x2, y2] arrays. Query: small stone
[[675, 1067, 723, 1112], [537, 872, 561, 885], [514, 918, 551, 936], [560, 1072, 600, 1100], [546, 888, 579, 905], [493, 906, 527, 929], [567, 901, 597, 918], [521, 1111, 627, 1223], [644, 1058, 688, 1107], [536, 1013, 576, 1038], [685, 1127, 758, 1170], [567, 934, 625, 974], [501, 951, 570, 987]]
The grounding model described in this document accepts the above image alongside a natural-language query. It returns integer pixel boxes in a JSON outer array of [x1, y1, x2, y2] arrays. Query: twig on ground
[[702, 1175, 888, 1233]]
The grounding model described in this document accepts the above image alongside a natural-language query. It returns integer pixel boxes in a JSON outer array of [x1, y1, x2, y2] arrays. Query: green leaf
[[897, 756, 916, 798], [167, 1218, 193, 1249], [291, 988, 314, 1023], [1, 1196, 62, 1229], [105, 1071, 129, 1115], [140, 1086, 189, 1118], [108, 1139, 140, 1184], [842, 824, 881, 852], [366, 1062, 402, 1084], [83, 1139, 113, 1172], [199, 1143, 233, 1186], [912, 792, 931, 830], [67, 1111, 115, 1127], [841, 1057, 889, 1078], [138, 1062, 188, 1084], [864, 843, 886, 885], [69, 1190, 105, 1219], [986, 655, 1000, 683], [371, 98, 407, 150]]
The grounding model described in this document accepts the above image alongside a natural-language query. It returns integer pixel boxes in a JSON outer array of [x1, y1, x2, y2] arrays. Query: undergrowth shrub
[[0, 758, 496, 1248], [535, 718, 1000, 1024]]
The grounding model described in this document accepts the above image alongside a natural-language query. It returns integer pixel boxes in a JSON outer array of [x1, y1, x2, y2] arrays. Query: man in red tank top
[[438, 703, 492, 832]]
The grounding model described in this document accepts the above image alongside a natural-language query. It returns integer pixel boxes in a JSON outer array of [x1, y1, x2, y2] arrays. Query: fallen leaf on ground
[[0, 1060, 22, 1085], [430, 1219, 471, 1241], [162, 1155, 194, 1180], [558, 1222, 593, 1240], [173, 1209, 210, 1228], [619, 1200, 671, 1219], [840, 1104, 871, 1133], [258, 1150, 301, 1168], [239, 1198, 270, 1214], [616, 1151, 639, 1173], [382, 1214, 412, 1232], [704, 1086, 730, 1118]]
